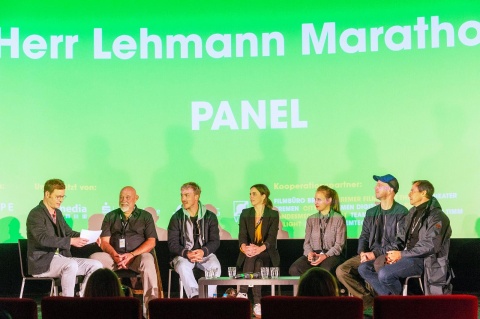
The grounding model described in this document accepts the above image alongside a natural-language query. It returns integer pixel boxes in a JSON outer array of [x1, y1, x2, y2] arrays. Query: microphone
[[234, 272, 261, 279]]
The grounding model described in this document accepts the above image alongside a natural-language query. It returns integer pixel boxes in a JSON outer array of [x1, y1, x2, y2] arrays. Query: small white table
[[198, 276, 300, 298]]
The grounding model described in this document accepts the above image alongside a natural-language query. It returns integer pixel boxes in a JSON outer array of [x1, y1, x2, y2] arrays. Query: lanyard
[[255, 214, 264, 230], [319, 211, 331, 251], [121, 218, 130, 238], [254, 207, 264, 229]]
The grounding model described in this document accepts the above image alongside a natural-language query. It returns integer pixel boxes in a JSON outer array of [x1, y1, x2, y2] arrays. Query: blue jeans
[[358, 257, 423, 295]]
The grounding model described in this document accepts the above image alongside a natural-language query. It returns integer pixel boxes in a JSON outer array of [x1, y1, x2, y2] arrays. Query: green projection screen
[[1, 0, 479, 242]]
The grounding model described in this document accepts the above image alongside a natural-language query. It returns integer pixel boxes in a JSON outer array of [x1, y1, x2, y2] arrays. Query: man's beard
[[120, 204, 129, 212]]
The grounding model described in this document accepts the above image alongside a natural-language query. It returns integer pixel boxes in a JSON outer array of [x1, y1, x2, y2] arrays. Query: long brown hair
[[316, 185, 341, 214]]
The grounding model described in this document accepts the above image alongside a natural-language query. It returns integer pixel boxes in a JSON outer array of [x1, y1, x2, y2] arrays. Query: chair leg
[[417, 277, 424, 294], [402, 279, 409, 296], [20, 279, 26, 298], [50, 280, 55, 296], [403, 276, 424, 296], [168, 269, 172, 298], [168, 268, 185, 298], [179, 277, 184, 298], [53, 285, 59, 296]]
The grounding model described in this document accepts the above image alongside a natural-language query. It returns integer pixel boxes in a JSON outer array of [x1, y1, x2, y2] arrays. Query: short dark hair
[[413, 180, 435, 199], [84, 269, 124, 297], [297, 267, 339, 297], [44, 179, 65, 194]]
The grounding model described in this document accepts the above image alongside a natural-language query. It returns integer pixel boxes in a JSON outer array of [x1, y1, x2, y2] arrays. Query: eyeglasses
[[55, 195, 67, 200]]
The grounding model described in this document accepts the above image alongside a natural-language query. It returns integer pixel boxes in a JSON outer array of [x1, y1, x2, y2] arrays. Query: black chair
[[18, 239, 61, 297], [115, 269, 143, 296], [402, 275, 424, 295], [18, 239, 83, 297], [115, 249, 164, 298]]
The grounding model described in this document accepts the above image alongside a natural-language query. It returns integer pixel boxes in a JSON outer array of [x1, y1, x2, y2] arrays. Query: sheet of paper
[[80, 229, 102, 245]]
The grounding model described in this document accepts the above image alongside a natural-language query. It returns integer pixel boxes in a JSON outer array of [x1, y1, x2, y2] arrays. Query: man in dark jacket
[[336, 174, 407, 308], [168, 182, 221, 298], [358, 180, 452, 295], [26, 179, 102, 297]]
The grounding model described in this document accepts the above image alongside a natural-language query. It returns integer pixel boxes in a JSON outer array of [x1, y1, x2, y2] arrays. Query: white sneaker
[[236, 292, 248, 299], [253, 303, 261, 318]]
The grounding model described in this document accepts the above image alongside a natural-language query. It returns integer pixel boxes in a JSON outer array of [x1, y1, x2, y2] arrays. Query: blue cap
[[373, 174, 399, 193]]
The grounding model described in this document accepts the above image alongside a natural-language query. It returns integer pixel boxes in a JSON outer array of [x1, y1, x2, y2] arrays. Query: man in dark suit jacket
[[26, 179, 102, 297]]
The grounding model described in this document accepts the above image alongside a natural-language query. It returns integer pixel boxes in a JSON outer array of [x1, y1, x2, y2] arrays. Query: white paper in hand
[[80, 229, 102, 244]]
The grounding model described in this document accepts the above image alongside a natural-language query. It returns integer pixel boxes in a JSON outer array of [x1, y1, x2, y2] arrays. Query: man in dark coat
[[27, 179, 102, 297]]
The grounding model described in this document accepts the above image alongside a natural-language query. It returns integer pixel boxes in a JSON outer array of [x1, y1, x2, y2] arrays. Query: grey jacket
[[396, 197, 453, 294], [303, 210, 346, 257]]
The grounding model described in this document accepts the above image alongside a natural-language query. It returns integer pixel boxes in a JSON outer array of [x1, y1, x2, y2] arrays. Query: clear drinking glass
[[270, 267, 279, 279], [228, 267, 237, 278], [261, 267, 270, 279], [205, 268, 213, 279]]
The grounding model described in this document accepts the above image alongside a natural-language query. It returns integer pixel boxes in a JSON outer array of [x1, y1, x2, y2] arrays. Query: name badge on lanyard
[[120, 218, 129, 249]]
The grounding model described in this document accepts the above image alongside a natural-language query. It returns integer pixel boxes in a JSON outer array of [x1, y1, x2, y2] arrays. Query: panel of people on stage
[[26, 175, 452, 318]]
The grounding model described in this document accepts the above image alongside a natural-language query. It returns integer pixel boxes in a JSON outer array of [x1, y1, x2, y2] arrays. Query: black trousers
[[239, 251, 271, 304], [289, 255, 345, 276]]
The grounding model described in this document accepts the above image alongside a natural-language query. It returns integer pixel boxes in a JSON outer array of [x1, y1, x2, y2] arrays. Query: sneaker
[[236, 292, 248, 299], [253, 303, 261, 318]]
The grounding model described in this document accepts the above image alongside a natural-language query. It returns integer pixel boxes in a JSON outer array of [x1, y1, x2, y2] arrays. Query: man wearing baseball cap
[[373, 174, 399, 193], [336, 174, 408, 309]]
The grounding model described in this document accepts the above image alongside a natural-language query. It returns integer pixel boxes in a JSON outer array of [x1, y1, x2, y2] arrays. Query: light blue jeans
[[172, 254, 221, 298]]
